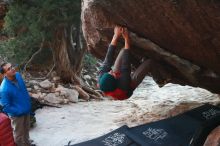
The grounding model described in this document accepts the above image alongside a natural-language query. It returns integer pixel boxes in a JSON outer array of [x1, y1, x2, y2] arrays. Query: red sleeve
[[104, 88, 128, 100]]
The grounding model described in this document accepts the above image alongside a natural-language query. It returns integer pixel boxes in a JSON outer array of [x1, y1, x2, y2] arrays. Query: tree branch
[[23, 38, 45, 73]]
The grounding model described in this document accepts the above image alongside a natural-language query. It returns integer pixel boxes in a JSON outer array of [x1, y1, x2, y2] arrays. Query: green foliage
[[83, 53, 98, 68], [0, 0, 81, 64]]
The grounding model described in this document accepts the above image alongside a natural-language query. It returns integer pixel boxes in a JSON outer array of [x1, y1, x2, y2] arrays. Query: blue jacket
[[0, 72, 31, 117]]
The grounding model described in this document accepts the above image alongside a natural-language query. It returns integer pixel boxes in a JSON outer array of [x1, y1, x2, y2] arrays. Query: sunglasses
[[5, 64, 17, 73]]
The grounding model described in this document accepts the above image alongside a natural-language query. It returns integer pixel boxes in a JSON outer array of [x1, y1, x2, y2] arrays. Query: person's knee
[[142, 59, 154, 66]]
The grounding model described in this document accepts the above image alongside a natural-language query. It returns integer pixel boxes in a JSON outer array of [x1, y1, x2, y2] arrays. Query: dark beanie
[[99, 73, 117, 92]]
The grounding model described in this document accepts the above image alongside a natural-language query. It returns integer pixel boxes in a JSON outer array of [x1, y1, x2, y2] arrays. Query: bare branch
[[23, 38, 45, 73], [45, 43, 56, 78], [82, 85, 103, 98], [72, 85, 90, 100]]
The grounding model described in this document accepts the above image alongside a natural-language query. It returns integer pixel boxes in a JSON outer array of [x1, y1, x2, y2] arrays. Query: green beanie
[[99, 73, 117, 92]]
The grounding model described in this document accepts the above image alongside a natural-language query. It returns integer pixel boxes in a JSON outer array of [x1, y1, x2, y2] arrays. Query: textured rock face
[[82, 0, 220, 93], [204, 126, 220, 146]]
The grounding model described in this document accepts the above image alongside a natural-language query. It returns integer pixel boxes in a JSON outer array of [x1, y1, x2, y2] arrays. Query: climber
[[97, 26, 171, 100]]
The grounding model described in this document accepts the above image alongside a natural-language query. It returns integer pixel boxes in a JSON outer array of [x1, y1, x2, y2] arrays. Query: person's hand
[[122, 27, 130, 49], [113, 26, 123, 39], [111, 26, 123, 46], [122, 27, 129, 40]]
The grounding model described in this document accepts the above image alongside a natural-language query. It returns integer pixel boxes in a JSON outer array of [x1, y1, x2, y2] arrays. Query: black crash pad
[[70, 104, 220, 146], [71, 125, 140, 146], [126, 104, 220, 146]]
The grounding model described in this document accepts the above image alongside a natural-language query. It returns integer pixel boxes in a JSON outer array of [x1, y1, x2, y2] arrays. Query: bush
[[0, 0, 81, 65], [83, 52, 98, 68]]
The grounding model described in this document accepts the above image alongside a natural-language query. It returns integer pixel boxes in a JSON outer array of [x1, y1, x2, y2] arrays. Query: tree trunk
[[52, 25, 102, 100], [52, 24, 86, 85]]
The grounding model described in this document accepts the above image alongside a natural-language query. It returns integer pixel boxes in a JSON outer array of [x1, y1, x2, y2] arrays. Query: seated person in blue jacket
[[97, 26, 170, 100], [0, 62, 33, 146]]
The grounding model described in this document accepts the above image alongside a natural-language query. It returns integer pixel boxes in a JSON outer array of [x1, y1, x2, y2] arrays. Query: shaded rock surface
[[204, 126, 220, 146], [81, 0, 220, 94]]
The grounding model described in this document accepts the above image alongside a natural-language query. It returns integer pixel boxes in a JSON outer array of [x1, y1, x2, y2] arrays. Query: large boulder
[[81, 0, 220, 94], [204, 126, 220, 146]]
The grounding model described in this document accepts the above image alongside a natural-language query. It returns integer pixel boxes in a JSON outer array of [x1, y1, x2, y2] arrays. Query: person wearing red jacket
[[98, 26, 149, 100], [98, 26, 172, 100], [97, 26, 131, 100]]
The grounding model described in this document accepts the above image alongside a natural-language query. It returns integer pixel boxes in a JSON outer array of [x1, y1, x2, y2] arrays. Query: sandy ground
[[30, 77, 220, 146]]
